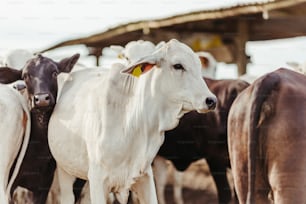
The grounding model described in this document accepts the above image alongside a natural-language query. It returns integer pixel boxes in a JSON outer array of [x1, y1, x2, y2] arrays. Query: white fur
[[110, 40, 156, 65], [196, 52, 217, 78], [48, 39, 216, 204], [152, 156, 184, 204], [0, 85, 31, 204], [2, 49, 34, 70], [110, 41, 217, 79]]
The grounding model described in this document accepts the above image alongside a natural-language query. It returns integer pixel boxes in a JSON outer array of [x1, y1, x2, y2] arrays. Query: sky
[[1, 0, 306, 78]]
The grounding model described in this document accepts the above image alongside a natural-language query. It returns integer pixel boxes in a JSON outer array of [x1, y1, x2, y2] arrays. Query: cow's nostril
[[33, 93, 52, 107], [34, 96, 39, 102], [206, 97, 217, 110]]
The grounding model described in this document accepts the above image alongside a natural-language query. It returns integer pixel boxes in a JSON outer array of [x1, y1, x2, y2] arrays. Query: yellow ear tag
[[132, 65, 143, 77]]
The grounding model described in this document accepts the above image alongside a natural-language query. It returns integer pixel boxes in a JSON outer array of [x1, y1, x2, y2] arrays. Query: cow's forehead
[[166, 40, 200, 67], [167, 41, 196, 57], [23, 56, 58, 75]]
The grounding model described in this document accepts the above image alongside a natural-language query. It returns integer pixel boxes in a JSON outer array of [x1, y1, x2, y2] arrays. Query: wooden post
[[95, 56, 100, 67], [88, 47, 102, 66], [236, 19, 249, 76]]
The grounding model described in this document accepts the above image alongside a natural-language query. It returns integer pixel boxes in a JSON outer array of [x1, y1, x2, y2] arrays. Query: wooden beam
[[235, 19, 249, 76], [39, 0, 306, 53]]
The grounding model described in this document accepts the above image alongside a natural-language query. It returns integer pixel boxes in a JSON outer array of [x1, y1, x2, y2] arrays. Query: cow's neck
[[127, 74, 184, 131], [30, 108, 53, 138], [123, 75, 184, 172]]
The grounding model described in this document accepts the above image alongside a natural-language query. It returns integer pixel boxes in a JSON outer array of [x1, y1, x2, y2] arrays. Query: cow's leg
[[152, 157, 168, 204], [131, 166, 158, 204], [270, 172, 306, 204], [12, 187, 33, 204], [253, 189, 271, 204], [46, 167, 60, 204], [173, 170, 184, 204], [57, 167, 76, 204], [32, 159, 56, 204], [77, 182, 115, 204], [272, 187, 306, 204], [252, 170, 271, 204], [0, 173, 8, 204], [206, 158, 232, 204], [88, 163, 108, 204]]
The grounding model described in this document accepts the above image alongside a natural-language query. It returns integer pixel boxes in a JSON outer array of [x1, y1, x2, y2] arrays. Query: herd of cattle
[[0, 39, 305, 204]]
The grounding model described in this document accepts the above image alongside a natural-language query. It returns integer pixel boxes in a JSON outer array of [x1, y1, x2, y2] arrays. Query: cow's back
[[264, 69, 306, 203], [228, 68, 306, 204]]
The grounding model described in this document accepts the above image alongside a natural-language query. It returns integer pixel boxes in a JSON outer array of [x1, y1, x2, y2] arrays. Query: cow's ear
[[199, 56, 210, 68], [121, 63, 155, 77], [0, 67, 22, 84], [197, 52, 216, 69], [57, 53, 80, 73], [121, 52, 164, 77]]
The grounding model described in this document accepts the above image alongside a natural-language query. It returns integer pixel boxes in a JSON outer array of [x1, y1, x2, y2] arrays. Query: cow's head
[[0, 53, 79, 110], [122, 39, 217, 115], [196, 52, 217, 78]]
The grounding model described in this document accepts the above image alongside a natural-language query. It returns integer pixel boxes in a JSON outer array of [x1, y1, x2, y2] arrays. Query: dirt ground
[[122, 159, 236, 204], [14, 159, 236, 204]]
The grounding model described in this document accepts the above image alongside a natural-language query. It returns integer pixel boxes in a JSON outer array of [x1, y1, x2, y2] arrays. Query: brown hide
[[228, 68, 306, 204], [158, 77, 249, 204]]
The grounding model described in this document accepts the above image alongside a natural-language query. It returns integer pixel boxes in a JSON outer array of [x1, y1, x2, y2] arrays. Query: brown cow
[[156, 77, 249, 204], [228, 68, 306, 203], [0, 53, 80, 204]]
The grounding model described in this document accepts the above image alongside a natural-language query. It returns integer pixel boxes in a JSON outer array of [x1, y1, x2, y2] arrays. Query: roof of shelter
[[41, 0, 306, 61]]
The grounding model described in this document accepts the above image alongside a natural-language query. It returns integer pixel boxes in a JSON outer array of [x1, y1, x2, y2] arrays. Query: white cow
[[110, 40, 156, 65], [48, 39, 217, 204], [0, 85, 31, 204], [48, 42, 218, 204], [196, 52, 217, 78], [110, 41, 217, 79], [1, 49, 33, 70], [70, 43, 217, 204], [151, 51, 217, 204]]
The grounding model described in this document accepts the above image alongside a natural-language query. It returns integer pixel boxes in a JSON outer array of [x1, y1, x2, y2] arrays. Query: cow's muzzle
[[206, 96, 217, 110], [33, 93, 53, 108], [196, 96, 217, 113]]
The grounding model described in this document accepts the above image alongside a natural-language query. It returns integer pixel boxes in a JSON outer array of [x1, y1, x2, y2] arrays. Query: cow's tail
[[6, 93, 31, 201], [247, 72, 280, 204]]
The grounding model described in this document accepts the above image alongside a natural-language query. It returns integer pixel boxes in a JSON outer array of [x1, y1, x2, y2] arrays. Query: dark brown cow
[[228, 68, 306, 204], [157, 77, 249, 204], [0, 53, 79, 204]]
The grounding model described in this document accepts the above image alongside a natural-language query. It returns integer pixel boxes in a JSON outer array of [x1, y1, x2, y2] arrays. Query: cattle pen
[[2, 0, 306, 203]]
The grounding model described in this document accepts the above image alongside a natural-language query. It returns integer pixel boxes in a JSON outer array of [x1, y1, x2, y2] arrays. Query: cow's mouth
[[178, 104, 190, 119], [196, 108, 211, 114]]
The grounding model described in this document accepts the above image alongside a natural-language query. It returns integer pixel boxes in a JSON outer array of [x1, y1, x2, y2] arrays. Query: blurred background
[[2, 1, 306, 203], [1, 0, 306, 79]]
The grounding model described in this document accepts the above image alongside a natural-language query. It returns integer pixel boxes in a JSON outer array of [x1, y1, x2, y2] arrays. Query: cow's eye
[[173, 64, 185, 71], [52, 72, 58, 78]]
